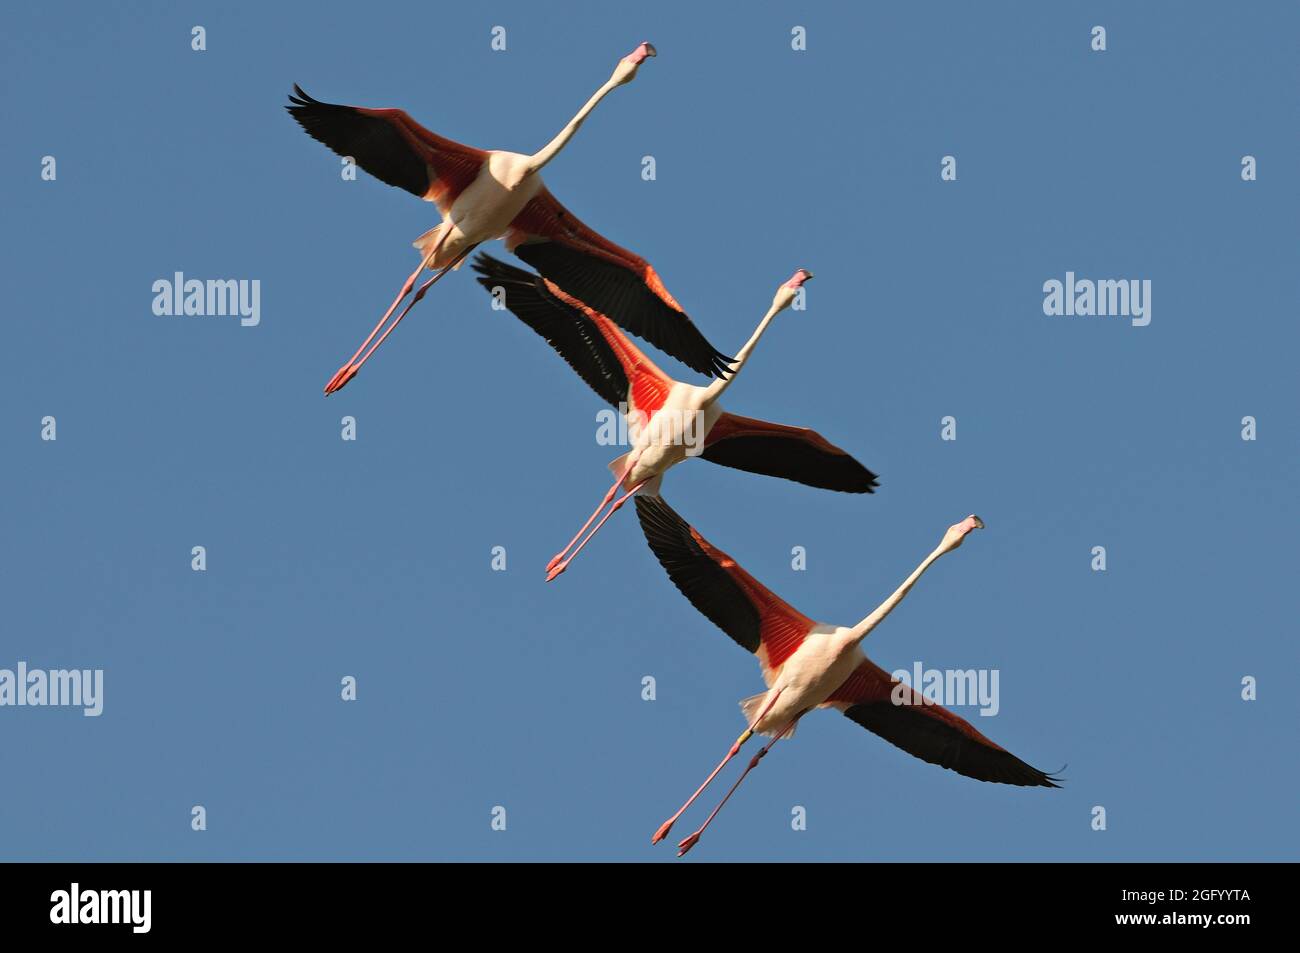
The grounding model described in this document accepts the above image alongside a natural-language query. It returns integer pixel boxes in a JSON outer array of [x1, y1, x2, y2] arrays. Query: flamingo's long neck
[[848, 545, 948, 646], [701, 306, 780, 405], [527, 76, 621, 173]]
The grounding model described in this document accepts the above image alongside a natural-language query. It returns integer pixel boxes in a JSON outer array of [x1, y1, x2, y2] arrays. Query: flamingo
[[634, 495, 1060, 857], [469, 255, 879, 581], [286, 42, 733, 395]]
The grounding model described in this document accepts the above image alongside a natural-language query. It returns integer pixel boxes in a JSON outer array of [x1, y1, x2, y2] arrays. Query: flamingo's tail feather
[[412, 225, 455, 269], [636, 474, 663, 498], [739, 693, 797, 739]]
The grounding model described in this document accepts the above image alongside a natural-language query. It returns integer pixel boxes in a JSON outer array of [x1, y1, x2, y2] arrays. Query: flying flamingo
[[634, 495, 1060, 857], [470, 255, 878, 581], [286, 42, 733, 394]]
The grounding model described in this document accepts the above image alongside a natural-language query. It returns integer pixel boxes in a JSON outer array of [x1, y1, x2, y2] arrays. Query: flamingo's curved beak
[[784, 269, 814, 289], [624, 41, 657, 65], [941, 514, 984, 552]]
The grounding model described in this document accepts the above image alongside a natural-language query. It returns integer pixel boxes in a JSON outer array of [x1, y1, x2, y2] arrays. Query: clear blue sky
[[3, 2, 1296, 861]]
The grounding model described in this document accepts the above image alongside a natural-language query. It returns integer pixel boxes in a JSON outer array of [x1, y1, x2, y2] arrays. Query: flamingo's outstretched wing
[[286, 86, 487, 215], [635, 495, 814, 680], [701, 413, 879, 494], [471, 254, 675, 419], [827, 660, 1062, 787], [471, 255, 628, 407], [509, 188, 733, 380]]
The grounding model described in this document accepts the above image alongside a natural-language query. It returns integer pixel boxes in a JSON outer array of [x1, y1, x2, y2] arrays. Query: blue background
[[3, 1, 1296, 861]]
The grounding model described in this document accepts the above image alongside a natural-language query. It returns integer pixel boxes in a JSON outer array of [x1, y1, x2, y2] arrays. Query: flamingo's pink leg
[[545, 479, 644, 582], [324, 242, 477, 395], [323, 236, 446, 394], [677, 716, 800, 857], [651, 688, 784, 845], [545, 451, 641, 574]]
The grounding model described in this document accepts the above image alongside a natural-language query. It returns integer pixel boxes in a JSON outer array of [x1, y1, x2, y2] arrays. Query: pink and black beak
[[784, 269, 814, 289], [624, 42, 657, 65]]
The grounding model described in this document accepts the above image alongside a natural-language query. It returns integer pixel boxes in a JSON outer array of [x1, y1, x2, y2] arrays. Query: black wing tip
[[285, 85, 345, 127], [846, 701, 1064, 788], [286, 83, 317, 109], [469, 254, 551, 301], [952, 753, 1064, 789], [709, 351, 737, 379], [657, 344, 732, 380], [828, 463, 880, 494], [635, 493, 764, 656], [470, 251, 529, 282], [285, 86, 322, 126], [946, 747, 1064, 788], [700, 434, 881, 494], [854, 468, 881, 494], [1011, 762, 1064, 788], [1036, 762, 1068, 788], [469, 252, 502, 283], [471, 253, 630, 408], [984, 754, 1065, 788], [515, 240, 733, 381]]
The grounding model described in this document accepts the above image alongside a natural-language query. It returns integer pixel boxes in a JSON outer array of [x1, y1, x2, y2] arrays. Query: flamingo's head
[[940, 514, 985, 553], [614, 42, 657, 85], [772, 269, 814, 312]]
